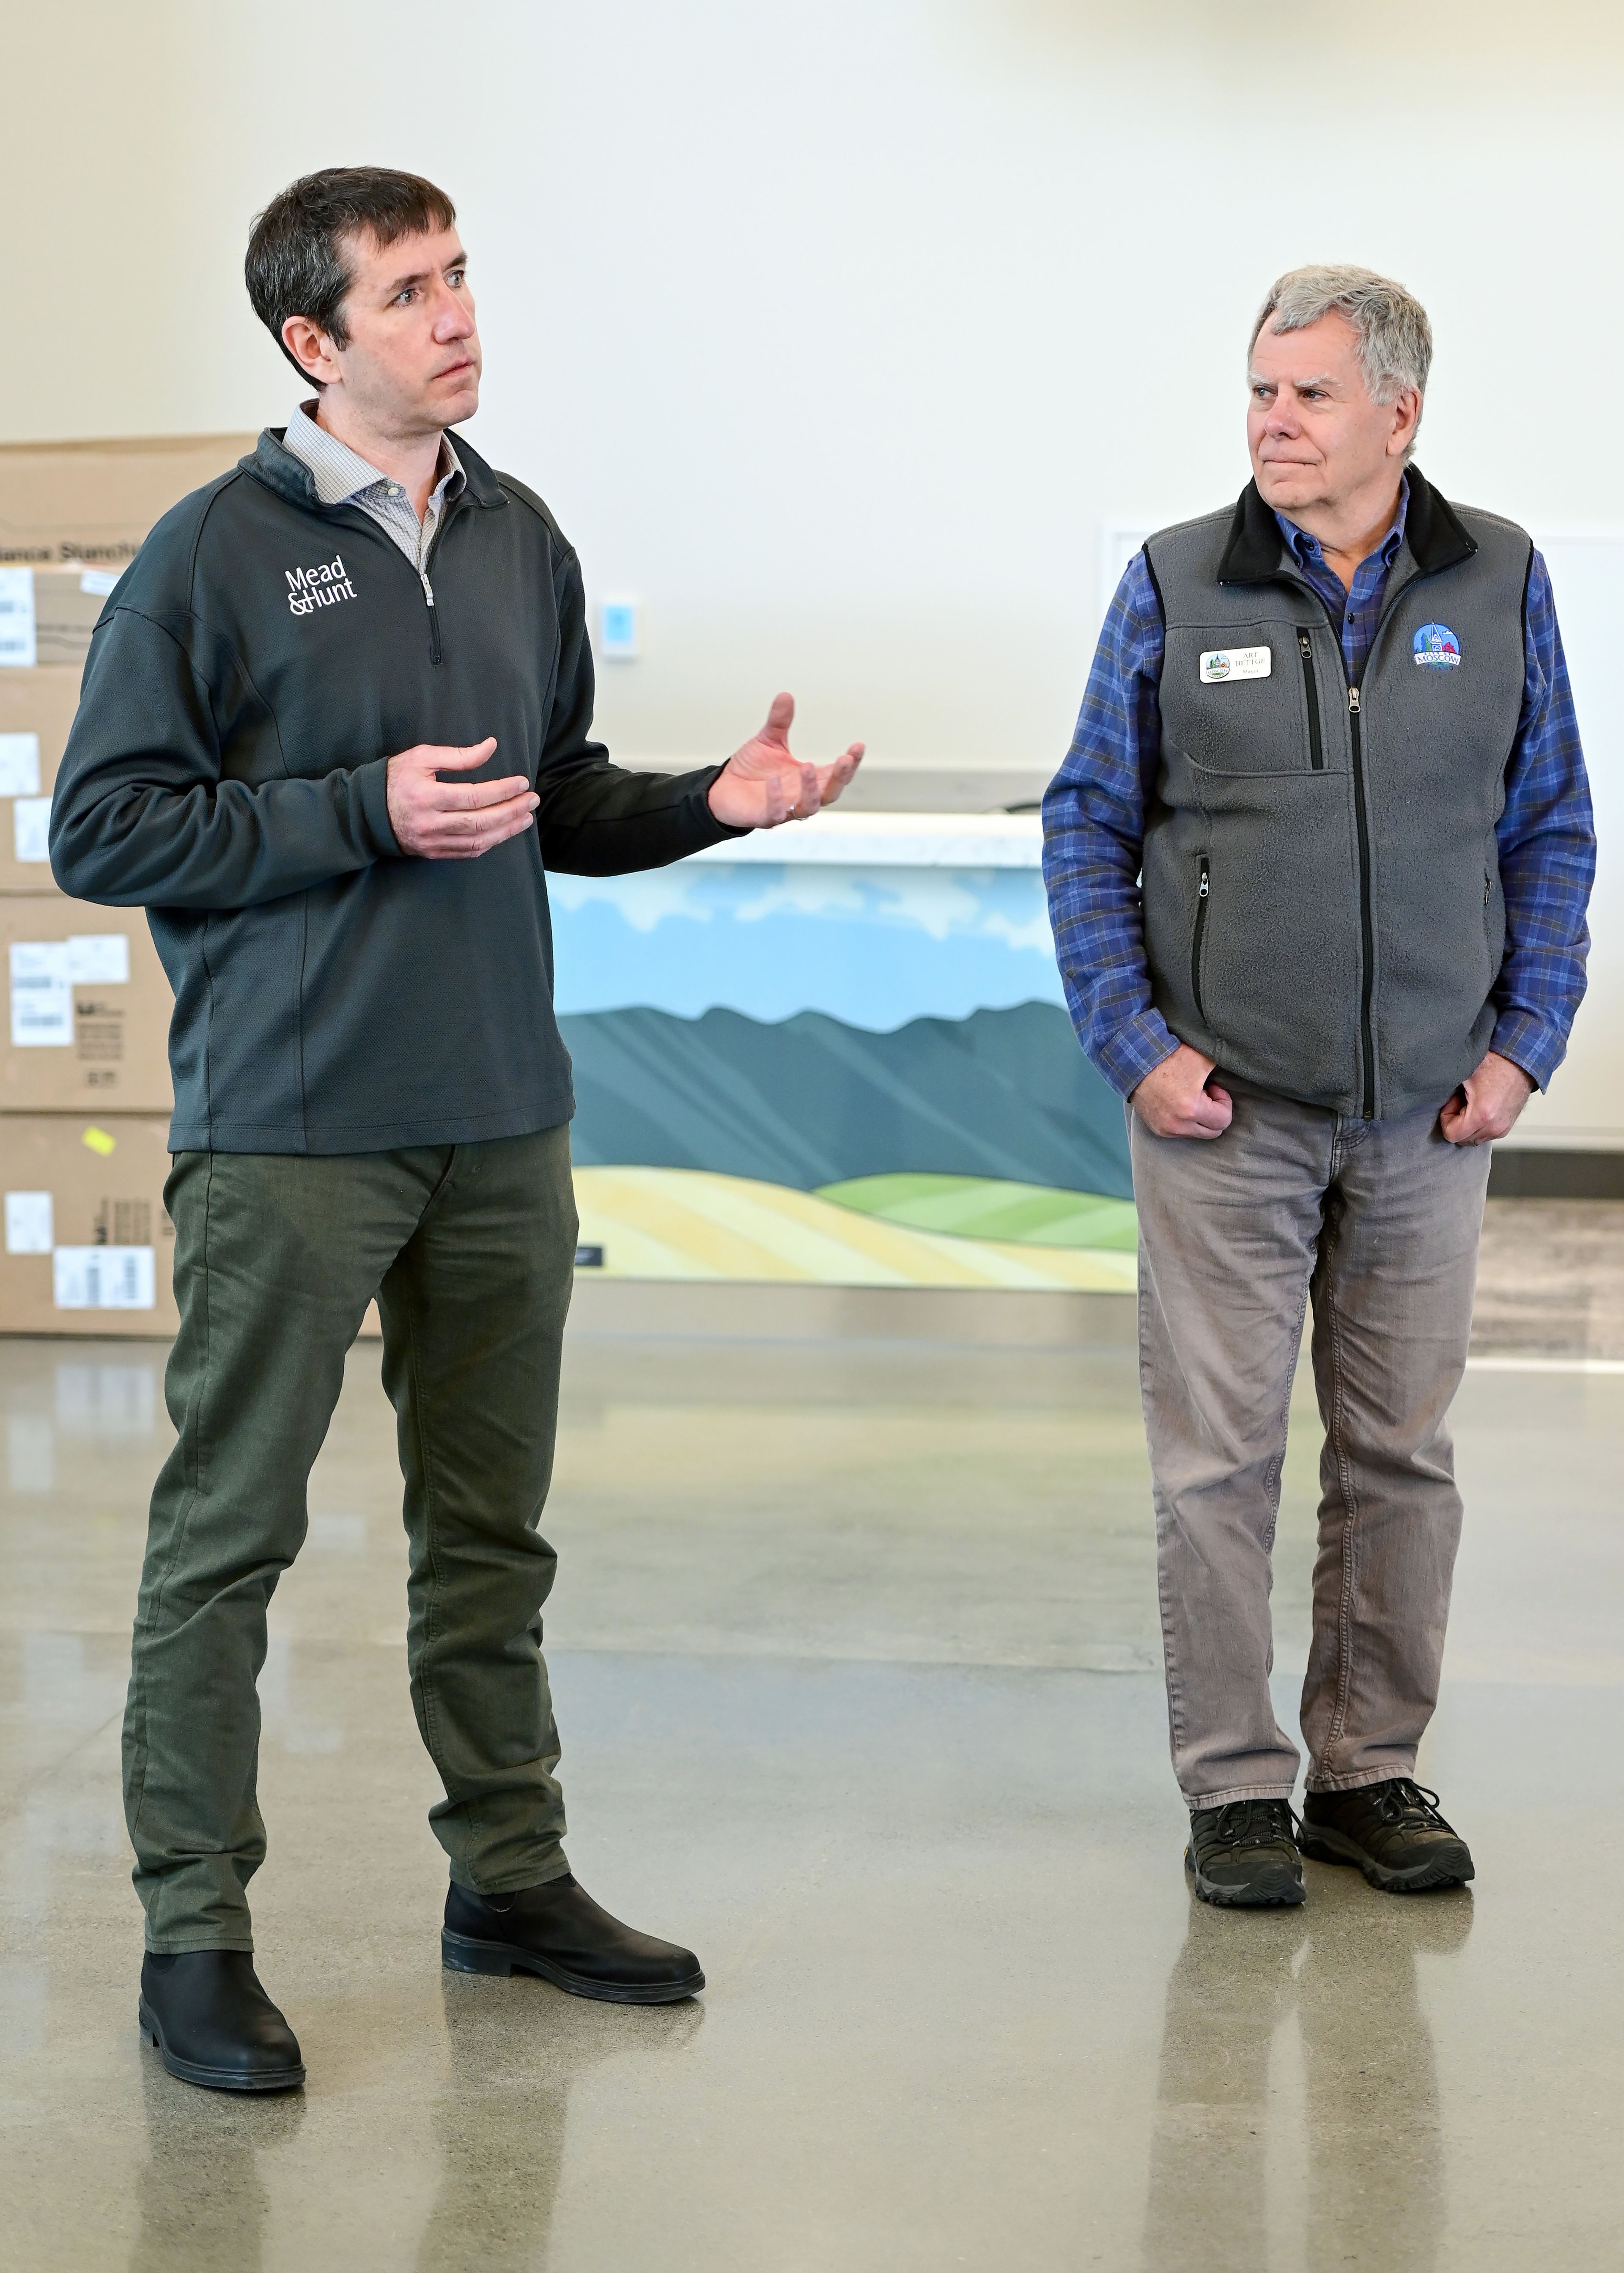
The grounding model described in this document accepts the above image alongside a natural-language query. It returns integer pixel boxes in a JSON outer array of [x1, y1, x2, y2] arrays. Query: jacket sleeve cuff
[[675, 764, 753, 849], [1490, 1008, 1561, 1092], [1095, 1010, 1181, 1099], [356, 753, 402, 857]]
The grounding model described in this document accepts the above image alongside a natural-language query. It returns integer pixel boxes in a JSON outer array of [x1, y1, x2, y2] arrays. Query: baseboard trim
[[1488, 1149, 1624, 1199], [565, 1277, 1137, 1347]]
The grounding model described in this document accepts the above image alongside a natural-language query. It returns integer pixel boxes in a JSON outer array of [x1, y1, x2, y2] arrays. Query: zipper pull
[[1198, 859, 1210, 899], [1348, 686, 1361, 714], [1297, 630, 1312, 661]]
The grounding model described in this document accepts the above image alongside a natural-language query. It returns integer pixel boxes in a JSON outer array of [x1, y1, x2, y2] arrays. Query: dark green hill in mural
[[559, 1002, 1132, 1199]]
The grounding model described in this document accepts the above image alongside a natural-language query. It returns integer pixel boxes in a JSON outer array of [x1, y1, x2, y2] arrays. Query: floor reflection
[[413, 1973, 704, 2271], [131, 2050, 306, 2273], [1142, 1873, 1473, 2270]]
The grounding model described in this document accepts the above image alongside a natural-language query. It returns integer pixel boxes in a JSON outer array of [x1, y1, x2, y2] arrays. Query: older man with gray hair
[[1044, 265, 1594, 1907]]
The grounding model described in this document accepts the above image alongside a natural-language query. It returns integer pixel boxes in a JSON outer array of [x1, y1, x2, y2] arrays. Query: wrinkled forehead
[[1248, 310, 1365, 391], [340, 222, 466, 291]]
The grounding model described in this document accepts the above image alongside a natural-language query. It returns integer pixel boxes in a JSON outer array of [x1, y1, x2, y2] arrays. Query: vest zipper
[[1192, 854, 1211, 1025], [1348, 686, 1377, 1117], [1296, 630, 1324, 770], [1287, 557, 1451, 1124]]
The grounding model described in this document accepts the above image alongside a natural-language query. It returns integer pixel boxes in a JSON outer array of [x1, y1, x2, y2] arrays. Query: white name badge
[[1200, 646, 1271, 684]]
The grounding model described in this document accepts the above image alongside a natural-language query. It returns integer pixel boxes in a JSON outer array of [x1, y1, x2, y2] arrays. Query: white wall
[[6, 0, 1622, 1126], [12, 0, 1624, 763]]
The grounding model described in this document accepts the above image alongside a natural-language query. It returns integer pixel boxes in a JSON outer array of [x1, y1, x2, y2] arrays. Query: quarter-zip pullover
[[49, 427, 744, 1153]]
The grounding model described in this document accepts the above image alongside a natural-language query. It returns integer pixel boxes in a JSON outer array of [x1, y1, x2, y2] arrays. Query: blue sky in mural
[[548, 862, 1065, 1030]]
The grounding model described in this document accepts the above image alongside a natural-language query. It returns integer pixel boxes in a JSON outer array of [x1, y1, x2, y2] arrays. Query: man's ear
[[1387, 384, 1422, 458], [281, 314, 340, 387]]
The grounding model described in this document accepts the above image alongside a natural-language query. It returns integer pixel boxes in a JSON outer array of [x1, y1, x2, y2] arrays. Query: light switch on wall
[[599, 597, 640, 660]]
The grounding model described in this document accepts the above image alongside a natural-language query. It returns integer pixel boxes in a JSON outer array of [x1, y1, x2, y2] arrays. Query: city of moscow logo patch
[[1413, 622, 1461, 668]]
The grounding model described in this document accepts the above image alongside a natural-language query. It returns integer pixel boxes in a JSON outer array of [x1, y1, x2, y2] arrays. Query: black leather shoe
[[1300, 1779, 1475, 1892], [139, 1951, 306, 2092], [442, 1874, 705, 2003], [1185, 1799, 1306, 1908]]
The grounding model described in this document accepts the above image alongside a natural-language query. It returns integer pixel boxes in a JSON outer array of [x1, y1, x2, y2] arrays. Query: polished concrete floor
[[5, 1216, 1624, 2267]]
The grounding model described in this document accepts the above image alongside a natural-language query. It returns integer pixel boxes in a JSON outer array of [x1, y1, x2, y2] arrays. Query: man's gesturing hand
[[706, 693, 864, 830], [1130, 1044, 1234, 1141], [1439, 1049, 1535, 1145], [387, 738, 538, 860]]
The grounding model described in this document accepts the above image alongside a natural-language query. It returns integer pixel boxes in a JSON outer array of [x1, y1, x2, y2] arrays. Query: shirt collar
[[283, 402, 465, 511], [1274, 472, 1409, 577]]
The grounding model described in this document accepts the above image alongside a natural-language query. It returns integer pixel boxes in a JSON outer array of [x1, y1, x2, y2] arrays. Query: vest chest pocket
[[1165, 623, 1330, 775]]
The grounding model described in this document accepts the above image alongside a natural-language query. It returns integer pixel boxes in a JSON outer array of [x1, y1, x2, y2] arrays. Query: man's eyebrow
[[1247, 367, 1341, 391]]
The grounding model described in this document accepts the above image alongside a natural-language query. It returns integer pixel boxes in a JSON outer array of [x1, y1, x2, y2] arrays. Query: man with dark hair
[[52, 165, 863, 2092], [1044, 265, 1594, 1911]]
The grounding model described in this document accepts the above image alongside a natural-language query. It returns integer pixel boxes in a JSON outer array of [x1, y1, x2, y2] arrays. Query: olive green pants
[[124, 1127, 578, 1952]]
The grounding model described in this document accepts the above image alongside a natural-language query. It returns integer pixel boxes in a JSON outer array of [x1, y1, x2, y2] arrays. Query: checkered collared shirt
[[1042, 505, 1595, 1100], [282, 402, 464, 585]]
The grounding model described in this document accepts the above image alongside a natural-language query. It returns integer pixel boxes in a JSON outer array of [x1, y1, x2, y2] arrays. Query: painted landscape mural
[[548, 822, 1135, 1288]]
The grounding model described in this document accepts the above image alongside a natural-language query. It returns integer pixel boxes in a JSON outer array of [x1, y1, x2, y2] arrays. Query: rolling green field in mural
[[819, 1174, 1139, 1251]]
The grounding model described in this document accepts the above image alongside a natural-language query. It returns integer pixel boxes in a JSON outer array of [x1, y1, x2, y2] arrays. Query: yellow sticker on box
[[80, 1124, 117, 1156]]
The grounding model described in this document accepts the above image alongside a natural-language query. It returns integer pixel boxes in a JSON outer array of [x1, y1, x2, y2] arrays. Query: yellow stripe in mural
[[572, 1168, 1138, 1292]]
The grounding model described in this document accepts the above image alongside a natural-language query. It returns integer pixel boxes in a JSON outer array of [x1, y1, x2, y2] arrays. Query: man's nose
[[1265, 399, 1300, 436], [433, 291, 475, 343]]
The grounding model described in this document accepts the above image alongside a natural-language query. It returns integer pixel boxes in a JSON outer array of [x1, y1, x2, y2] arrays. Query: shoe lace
[[1211, 1798, 1302, 1851], [1372, 1778, 1448, 1829]]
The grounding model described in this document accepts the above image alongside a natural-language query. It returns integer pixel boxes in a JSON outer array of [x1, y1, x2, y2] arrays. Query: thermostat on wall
[[599, 597, 640, 660]]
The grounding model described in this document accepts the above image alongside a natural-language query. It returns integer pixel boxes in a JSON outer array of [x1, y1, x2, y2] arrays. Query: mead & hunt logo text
[[286, 555, 357, 616]]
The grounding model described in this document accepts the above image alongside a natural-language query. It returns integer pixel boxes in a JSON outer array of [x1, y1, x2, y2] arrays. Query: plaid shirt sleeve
[[1490, 552, 1597, 1089], [1041, 552, 1179, 1097]]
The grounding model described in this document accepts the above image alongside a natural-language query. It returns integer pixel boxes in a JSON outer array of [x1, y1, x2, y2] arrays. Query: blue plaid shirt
[[1286, 474, 1409, 683], [1043, 493, 1596, 1099]]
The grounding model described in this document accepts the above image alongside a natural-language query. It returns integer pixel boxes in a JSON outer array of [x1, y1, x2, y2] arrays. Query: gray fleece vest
[[1141, 468, 1531, 1118]]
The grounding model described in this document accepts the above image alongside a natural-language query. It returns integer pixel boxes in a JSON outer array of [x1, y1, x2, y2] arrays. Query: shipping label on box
[[0, 568, 116, 671], [10, 941, 73, 1044], [0, 569, 34, 668], [4, 1189, 52, 1251], [0, 899, 171, 1110], [0, 1116, 177, 1336], [0, 672, 81, 896], [13, 799, 50, 865], [52, 1244, 156, 1311], [0, 735, 41, 795]]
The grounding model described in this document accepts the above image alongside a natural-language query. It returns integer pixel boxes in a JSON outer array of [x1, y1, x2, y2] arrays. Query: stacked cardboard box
[[0, 434, 251, 1338]]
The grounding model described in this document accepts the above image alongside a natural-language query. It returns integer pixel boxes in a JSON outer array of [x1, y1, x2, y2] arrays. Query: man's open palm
[[706, 693, 864, 830]]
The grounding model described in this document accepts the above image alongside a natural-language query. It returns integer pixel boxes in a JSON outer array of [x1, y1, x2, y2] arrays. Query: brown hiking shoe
[[1300, 1779, 1474, 1893], [1185, 1799, 1306, 1908]]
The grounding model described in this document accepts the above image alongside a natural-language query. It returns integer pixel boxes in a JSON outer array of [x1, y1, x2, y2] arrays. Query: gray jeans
[[1130, 1083, 1491, 1809]]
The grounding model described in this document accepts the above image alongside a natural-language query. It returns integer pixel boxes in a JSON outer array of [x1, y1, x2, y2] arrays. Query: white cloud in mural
[[548, 866, 715, 934], [550, 862, 1054, 951]]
